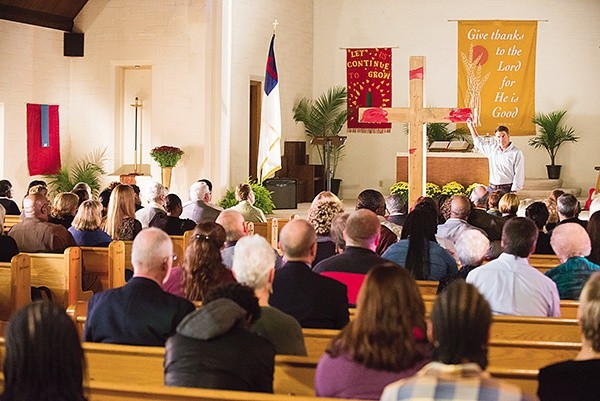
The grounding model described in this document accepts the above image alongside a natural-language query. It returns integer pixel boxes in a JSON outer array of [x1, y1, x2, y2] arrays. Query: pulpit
[[396, 151, 489, 188], [277, 141, 324, 202]]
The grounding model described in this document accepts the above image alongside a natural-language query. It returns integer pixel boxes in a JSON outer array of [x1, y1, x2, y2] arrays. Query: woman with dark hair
[[180, 221, 235, 301], [315, 262, 430, 399], [381, 281, 534, 401], [0, 204, 19, 262], [587, 211, 600, 265], [382, 208, 457, 280], [149, 193, 196, 235], [0, 179, 20, 215], [0, 302, 86, 401]]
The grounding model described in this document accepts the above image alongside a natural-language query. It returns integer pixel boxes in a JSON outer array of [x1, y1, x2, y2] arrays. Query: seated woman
[[487, 189, 503, 217], [525, 201, 554, 254], [545, 223, 600, 300], [164, 283, 274, 392], [103, 184, 142, 241], [498, 192, 519, 220], [0, 204, 19, 262], [48, 192, 79, 229], [315, 262, 430, 400], [227, 183, 266, 223], [149, 193, 196, 235], [68, 199, 112, 247], [0, 302, 86, 401], [382, 207, 457, 281], [308, 191, 344, 266], [587, 211, 600, 265], [538, 272, 600, 401], [164, 221, 235, 300], [232, 234, 307, 356], [0, 179, 20, 215], [544, 188, 565, 232], [381, 281, 534, 401]]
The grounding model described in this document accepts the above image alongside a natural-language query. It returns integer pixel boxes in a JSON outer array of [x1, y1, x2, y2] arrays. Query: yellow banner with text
[[458, 20, 537, 136]]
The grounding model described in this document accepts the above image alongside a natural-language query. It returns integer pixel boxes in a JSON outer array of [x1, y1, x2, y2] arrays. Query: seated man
[[381, 281, 535, 401], [181, 181, 222, 224], [467, 217, 560, 317], [270, 219, 349, 329], [216, 209, 282, 270], [437, 195, 487, 243], [356, 189, 399, 254], [164, 283, 274, 392], [135, 181, 166, 228], [554, 193, 587, 230], [545, 223, 600, 300], [8, 193, 76, 253], [313, 209, 384, 275], [84, 228, 195, 346], [467, 184, 505, 241]]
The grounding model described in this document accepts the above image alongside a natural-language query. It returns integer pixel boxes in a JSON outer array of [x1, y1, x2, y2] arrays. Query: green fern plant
[[218, 179, 275, 215], [45, 148, 108, 197]]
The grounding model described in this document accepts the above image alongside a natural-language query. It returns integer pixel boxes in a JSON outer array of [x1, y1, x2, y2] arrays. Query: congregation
[[1, 176, 600, 401]]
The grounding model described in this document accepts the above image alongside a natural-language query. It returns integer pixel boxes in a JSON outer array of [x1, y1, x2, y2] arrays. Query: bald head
[[23, 193, 50, 220], [470, 185, 488, 208], [450, 195, 471, 219], [279, 219, 317, 261], [343, 209, 381, 250], [131, 228, 173, 281], [216, 209, 246, 242]]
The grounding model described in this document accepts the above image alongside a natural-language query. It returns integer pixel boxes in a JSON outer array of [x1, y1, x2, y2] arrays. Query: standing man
[[467, 118, 524, 193]]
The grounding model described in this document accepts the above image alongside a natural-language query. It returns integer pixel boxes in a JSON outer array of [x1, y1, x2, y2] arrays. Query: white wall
[[314, 0, 600, 198], [0, 20, 71, 195]]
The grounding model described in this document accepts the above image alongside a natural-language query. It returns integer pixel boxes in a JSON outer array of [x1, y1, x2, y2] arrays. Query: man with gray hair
[[467, 184, 504, 241], [135, 181, 166, 228], [269, 219, 349, 329], [555, 193, 587, 229], [216, 209, 282, 270], [181, 181, 222, 224], [386, 193, 407, 227], [84, 228, 195, 345]]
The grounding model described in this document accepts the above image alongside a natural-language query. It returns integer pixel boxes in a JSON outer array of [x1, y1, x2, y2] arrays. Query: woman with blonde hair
[[103, 184, 142, 240], [68, 200, 112, 246], [498, 192, 519, 220], [181, 221, 235, 301], [308, 191, 345, 266], [315, 262, 430, 399], [227, 183, 266, 223], [48, 192, 79, 228]]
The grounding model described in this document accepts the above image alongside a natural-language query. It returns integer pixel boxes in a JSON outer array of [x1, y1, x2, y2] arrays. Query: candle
[[366, 90, 372, 107]]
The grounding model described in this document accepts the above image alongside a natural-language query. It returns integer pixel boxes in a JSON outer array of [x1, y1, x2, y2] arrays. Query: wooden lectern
[[310, 136, 347, 192]]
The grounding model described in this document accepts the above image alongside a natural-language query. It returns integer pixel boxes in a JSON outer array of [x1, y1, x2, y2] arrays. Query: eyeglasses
[[165, 254, 178, 263]]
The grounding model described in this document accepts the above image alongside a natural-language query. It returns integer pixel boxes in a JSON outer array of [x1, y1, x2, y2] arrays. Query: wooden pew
[[0, 254, 31, 320], [25, 247, 92, 308], [2, 215, 20, 233], [416, 280, 438, 297], [123, 232, 191, 272], [529, 253, 560, 272], [80, 241, 126, 291]]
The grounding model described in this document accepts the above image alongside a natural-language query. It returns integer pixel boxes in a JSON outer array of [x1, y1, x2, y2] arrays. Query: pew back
[[25, 247, 92, 308], [3, 215, 20, 234], [0, 254, 31, 321], [123, 233, 191, 272], [80, 241, 126, 290]]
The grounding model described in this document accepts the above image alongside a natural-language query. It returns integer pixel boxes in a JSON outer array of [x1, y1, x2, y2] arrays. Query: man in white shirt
[[135, 181, 166, 228], [466, 217, 560, 317], [467, 118, 524, 193]]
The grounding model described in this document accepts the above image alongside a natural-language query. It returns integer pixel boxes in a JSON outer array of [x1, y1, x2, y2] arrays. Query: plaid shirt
[[380, 362, 536, 401]]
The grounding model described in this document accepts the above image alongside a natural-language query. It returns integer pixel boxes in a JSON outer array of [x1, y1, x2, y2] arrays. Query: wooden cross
[[359, 56, 469, 207]]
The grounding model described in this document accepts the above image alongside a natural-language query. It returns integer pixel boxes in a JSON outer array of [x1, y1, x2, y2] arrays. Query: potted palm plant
[[529, 110, 579, 179], [292, 86, 348, 195]]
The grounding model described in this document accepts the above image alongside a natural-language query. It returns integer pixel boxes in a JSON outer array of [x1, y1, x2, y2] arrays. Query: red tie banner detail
[[27, 103, 61, 175], [346, 48, 392, 133]]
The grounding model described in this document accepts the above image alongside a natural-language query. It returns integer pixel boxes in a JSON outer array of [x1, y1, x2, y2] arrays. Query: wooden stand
[[277, 141, 324, 203]]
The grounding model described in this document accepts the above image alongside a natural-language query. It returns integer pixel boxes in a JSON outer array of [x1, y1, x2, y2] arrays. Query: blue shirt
[[545, 256, 600, 300], [382, 239, 457, 280], [68, 227, 112, 247]]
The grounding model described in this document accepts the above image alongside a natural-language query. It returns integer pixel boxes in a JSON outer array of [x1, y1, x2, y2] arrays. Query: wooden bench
[[0, 254, 31, 320], [529, 254, 560, 272], [123, 232, 192, 272], [80, 241, 126, 291], [25, 247, 92, 308], [2, 215, 20, 233]]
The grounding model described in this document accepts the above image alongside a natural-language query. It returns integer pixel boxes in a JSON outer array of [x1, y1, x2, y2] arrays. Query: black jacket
[[164, 299, 274, 392]]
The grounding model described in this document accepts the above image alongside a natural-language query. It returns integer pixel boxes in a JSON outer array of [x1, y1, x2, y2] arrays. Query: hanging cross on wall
[[359, 56, 471, 207]]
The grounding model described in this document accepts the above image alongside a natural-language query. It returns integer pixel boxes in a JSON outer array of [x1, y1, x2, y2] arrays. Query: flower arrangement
[[441, 181, 466, 196], [150, 145, 184, 168], [426, 183, 441, 198]]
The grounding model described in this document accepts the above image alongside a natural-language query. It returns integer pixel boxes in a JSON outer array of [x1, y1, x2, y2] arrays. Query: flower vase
[[161, 167, 173, 189]]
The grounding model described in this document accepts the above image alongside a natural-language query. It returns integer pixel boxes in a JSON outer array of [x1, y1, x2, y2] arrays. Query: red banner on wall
[[27, 103, 61, 175], [346, 48, 392, 133]]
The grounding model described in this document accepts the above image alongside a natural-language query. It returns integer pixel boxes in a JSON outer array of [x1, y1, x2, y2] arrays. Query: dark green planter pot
[[331, 179, 342, 196], [546, 165, 562, 179]]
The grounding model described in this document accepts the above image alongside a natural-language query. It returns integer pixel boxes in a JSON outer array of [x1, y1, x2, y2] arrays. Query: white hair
[[455, 229, 490, 267], [189, 181, 210, 202], [550, 223, 591, 260], [231, 235, 275, 290], [146, 181, 166, 203], [131, 228, 173, 273], [517, 198, 535, 217]]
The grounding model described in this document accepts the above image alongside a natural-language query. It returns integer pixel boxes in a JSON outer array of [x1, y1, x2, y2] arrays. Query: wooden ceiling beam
[[0, 3, 74, 31]]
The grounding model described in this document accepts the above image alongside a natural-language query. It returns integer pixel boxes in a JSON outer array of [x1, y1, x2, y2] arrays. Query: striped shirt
[[544, 256, 600, 300]]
